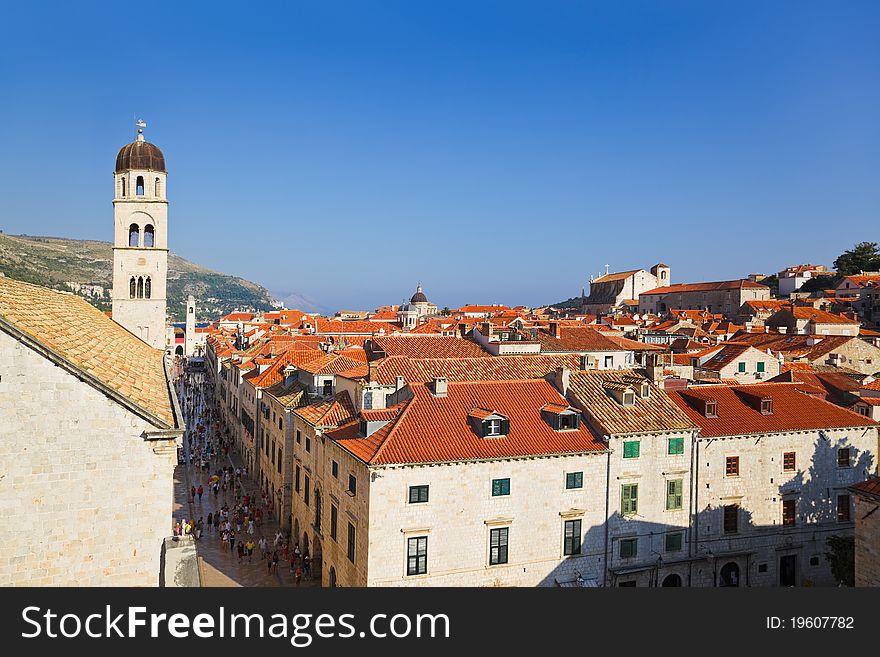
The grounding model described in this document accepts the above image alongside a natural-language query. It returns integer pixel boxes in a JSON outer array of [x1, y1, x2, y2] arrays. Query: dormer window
[[760, 399, 773, 415], [557, 413, 580, 430], [623, 391, 635, 406], [469, 408, 509, 437], [705, 400, 718, 417], [486, 418, 503, 436]]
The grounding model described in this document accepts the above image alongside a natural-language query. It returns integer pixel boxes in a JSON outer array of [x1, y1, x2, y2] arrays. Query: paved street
[[172, 363, 319, 588]]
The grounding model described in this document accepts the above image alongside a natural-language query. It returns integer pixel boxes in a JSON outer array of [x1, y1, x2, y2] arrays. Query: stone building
[[639, 279, 770, 319], [582, 264, 670, 315], [670, 383, 877, 587], [764, 307, 860, 337], [319, 378, 610, 587], [397, 285, 439, 329], [849, 478, 880, 586], [0, 276, 182, 585], [111, 126, 169, 349]]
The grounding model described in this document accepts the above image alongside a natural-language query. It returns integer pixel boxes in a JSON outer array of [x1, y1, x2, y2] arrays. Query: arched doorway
[[293, 518, 300, 548], [662, 573, 682, 587], [720, 562, 740, 587], [329, 567, 337, 588]]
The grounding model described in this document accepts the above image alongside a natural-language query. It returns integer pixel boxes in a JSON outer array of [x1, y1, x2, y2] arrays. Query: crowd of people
[[172, 360, 315, 585]]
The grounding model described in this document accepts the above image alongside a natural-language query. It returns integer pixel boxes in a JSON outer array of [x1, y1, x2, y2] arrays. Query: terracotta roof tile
[[0, 277, 176, 428]]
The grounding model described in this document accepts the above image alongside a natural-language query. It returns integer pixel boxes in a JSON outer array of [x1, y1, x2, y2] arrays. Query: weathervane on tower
[[135, 118, 147, 141]]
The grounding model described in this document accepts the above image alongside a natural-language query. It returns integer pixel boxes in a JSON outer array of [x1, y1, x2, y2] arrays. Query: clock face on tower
[[110, 125, 169, 350]]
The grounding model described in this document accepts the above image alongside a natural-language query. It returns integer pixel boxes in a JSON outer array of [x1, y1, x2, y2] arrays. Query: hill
[[0, 233, 277, 322]]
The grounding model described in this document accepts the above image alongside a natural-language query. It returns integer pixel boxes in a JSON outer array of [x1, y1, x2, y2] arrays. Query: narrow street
[[171, 360, 319, 587]]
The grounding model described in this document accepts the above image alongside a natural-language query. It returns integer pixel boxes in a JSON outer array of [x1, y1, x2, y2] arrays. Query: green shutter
[[622, 484, 638, 515], [500, 418, 510, 435], [757, 361, 765, 373], [623, 441, 640, 458], [738, 362, 746, 373], [668, 437, 684, 455], [666, 479, 683, 510]]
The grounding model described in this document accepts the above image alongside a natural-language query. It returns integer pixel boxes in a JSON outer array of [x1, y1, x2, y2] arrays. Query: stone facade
[[851, 485, 880, 586], [0, 330, 178, 585]]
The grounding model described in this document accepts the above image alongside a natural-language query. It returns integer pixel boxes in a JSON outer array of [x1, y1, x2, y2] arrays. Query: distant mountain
[[269, 289, 330, 315], [0, 232, 279, 322]]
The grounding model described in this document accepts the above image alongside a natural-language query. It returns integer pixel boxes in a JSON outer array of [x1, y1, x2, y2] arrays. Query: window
[[489, 527, 509, 565], [665, 532, 683, 553], [621, 483, 638, 515], [143, 224, 155, 248], [136, 175, 144, 196], [296, 430, 301, 444], [619, 538, 638, 559], [783, 452, 796, 471], [556, 413, 579, 430], [760, 399, 773, 415], [723, 504, 739, 534], [623, 441, 640, 459], [491, 478, 510, 497], [622, 392, 635, 406], [837, 494, 851, 522], [563, 519, 582, 556], [407, 536, 428, 575], [705, 401, 718, 417], [271, 440, 276, 465], [129, 277, 136, 299], [128, 223, 139, 247], [565, 472, 583, 489], [347, 523, 356, 563], [668, 437, 684, 455], [155, 177, 161, 197], [322, 380, 333, 396], [725, 456, 740, 477], [604, 355, 613, 368], [331, 460, 339, 478], [277, 449, 282, 474], [408, 485, 429, 504], [279, 417, 283, 431], [330, 504, 338, 540], [837, 448, 851, 468], [304, 475, 310, 506], [348, 474, 357, 496], [306, 436, 311, 453], [486, 418, 503, 436], [782, 498, 796, 526], [137, 276, 144, 299], [666, 479, 683, 510], [757, 361, 765, 373], [738, 362, 746, 373], [120, 177, 126, 197]]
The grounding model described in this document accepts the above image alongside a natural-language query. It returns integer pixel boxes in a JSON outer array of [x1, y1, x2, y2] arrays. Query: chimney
[[481, 321, 491, 337], [396, 375, 405, 391], [431, 377, 448, 397], [549, 321, 560, 337], [368, 360, 378, 382], [554, 367, 570, 396]]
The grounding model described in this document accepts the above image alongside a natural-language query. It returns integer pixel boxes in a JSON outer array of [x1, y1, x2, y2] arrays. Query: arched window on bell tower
[[145, 277, 152, 299], [136, 176, 144, 196], [143, 224, 155, 247], [155, 177, 162, 197], [119, 176, 126, 197], [128, 224, 140, 247], [137, 276, 144, 299], [129, 277, 136, 299]]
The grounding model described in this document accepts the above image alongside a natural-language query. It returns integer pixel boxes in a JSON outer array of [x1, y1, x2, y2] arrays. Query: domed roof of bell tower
[[115, 129, 166, 173]]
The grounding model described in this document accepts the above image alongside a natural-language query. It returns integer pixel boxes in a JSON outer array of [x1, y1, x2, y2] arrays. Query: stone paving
[[172, 369, 320, 588]]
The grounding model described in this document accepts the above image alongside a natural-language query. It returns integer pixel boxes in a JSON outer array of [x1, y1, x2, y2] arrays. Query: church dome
[[115, 135, 166, 173], [410, 285, 428, 304]]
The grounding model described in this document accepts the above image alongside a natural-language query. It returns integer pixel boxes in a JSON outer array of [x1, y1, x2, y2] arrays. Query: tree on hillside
[[824, 535, 854, 587], [799, 274, 840, 294], [834, 242, 880, 276]]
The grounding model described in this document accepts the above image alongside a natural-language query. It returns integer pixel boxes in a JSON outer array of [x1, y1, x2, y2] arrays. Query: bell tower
[[111, 121, 168, 350]]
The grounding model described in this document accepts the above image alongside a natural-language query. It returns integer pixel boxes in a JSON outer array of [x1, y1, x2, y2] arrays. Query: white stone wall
[[365, 453, 609, 587], [693, 426, 878, 587], [0, 330, 177, 586]]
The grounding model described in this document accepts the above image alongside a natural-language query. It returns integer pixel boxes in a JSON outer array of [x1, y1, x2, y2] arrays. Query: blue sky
[[1, 1, 878, 311]]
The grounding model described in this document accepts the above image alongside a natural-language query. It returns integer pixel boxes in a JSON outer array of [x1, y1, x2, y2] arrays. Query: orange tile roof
[[788, 307, 859, 324], [298, 353, 366, 376], [328, 379, 608, 465], [311, 319, 384, 334], [840, 275, 880, 288], [530, 326, 633, 353], [0, 276, 177, 428], [369, 335, 490, 359], [589, 269, 643, 284], [849, 477, 880, 499], [670, 383, 875, 437], [641, 279, 769, 295], [293, 390, 356, 427], [243, 349, 326, 388]]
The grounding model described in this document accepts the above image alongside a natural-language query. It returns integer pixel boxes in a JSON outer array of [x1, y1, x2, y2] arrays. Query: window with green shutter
[[619, 538, 637, 558], [623, 441, 640, 459], [621, 484, 638, 515], [489, 527, 509, 565], [563, 520, 582, 556], [757, 361, 765, 373], [738, 362, 746, 373], [565, 472, 583, 489], [666, 479, 683, 510], [408, 485, 429, 504], [668, 437, 684, 455], [491, 478, 510, 496], [665, 532, 683, 552]]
